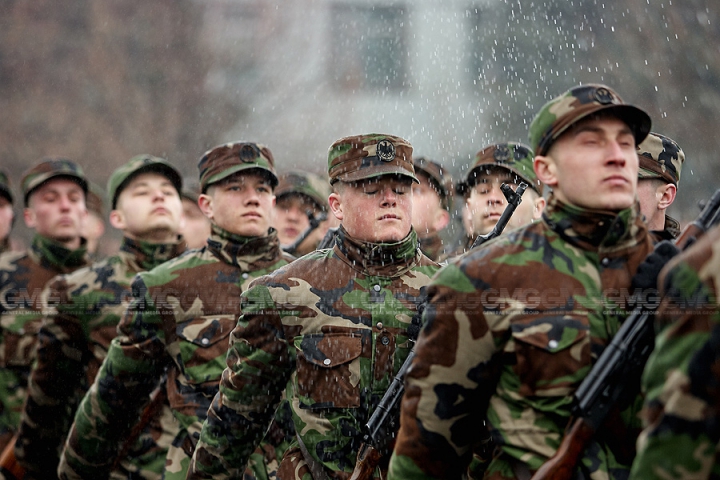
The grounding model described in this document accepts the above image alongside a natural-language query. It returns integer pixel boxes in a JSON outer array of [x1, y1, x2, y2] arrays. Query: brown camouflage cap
[[198, 142, 277, 192], [0, 170, 12, 204], [107, 154, 182, 209], [327, 134, 417, 184], [276, 171, 330, 211], [457, 142, 543, 196], [21, 158, 88, 206], [529, 83, 651, 156], [86, 182, 105, 217], [413, 156, 452, 209], [637, 132, 684, 186]]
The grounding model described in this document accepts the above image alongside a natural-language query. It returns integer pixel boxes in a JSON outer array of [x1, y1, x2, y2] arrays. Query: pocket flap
[[512, 315, 588, 353], [176, 315, 235, 348], [295, 333, 363, 368]]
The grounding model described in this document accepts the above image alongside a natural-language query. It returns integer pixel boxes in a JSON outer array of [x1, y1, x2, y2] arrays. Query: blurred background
[[2, 0, 719, 250]]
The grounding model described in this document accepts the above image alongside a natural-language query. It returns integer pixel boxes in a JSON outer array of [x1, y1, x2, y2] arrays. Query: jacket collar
[[206, 224, 283, 270], [334, 225, 420, 277], [119, 235, 187, 273], [28, 234, 90, 272]]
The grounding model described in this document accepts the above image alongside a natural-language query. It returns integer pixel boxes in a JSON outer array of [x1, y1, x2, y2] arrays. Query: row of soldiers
[[0, 80, 713, 480]]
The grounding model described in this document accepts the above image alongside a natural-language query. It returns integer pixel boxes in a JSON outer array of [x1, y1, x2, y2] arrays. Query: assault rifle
[[531, 187, 720, 480], [350, 183, 528, 480], [282, 211, 328, 256]]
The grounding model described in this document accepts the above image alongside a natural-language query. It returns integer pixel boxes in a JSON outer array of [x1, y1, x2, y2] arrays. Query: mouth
[[379, 214, 399, 221], [284, 228, 299, 237], [484, 212, 502, 220], [152, 207, 169, 215], [243, 212, 262, 219], [603, 175, 630, 186]]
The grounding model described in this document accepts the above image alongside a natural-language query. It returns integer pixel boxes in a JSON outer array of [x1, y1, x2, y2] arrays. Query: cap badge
[[239, 144, 259, 163], [377, 140, 396, 162], [494, 145, 510, 163], [593, 87, 614, 105]]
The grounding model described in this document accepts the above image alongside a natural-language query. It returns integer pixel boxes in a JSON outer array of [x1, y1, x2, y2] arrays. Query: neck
[[126, 228, 178, 244]]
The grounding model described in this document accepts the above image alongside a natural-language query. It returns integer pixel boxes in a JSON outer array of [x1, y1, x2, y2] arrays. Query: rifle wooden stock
[[0, 436, 26, 480], [530, 419, 594, 480], [349, 442, 383, 480]]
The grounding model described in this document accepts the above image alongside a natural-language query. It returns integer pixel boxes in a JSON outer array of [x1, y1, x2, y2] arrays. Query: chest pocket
[[511, 316, 591, 397], [176, 315, 236, 385], [294, 333, 363, 410]]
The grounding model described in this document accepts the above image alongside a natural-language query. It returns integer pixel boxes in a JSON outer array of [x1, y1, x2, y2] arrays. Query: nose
[[606, 140, 627, 167], [486, 183, 505, 206], [381, 186, 398, 206], [58, 194, 73, 210]]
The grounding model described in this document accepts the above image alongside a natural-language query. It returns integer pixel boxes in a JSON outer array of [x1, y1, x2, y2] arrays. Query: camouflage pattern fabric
[[188, 226, 440, 479], [650, 214, 681, 243], [418, 232, 445, 262], [388, 194, 654, 480], [637, 132, 684, 187], [15, 235, 187, 479], [57, 225, 294, 480], [0, 238, 10, 256], [0, 234, 89, 450], [630, 223, 720, 480]]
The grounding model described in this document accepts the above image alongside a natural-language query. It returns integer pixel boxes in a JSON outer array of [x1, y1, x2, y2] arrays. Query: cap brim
[[205, 165, 279, 190], [334, 165, 419, 184]]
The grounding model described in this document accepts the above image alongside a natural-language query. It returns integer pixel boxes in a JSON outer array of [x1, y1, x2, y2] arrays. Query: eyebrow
[[572, 123, 633, 137]]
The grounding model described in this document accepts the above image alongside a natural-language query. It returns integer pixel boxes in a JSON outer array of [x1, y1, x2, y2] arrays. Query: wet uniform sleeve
[[188, 283, 294, 480], [16, 275, 89, 477], [57, 274, 170, 479], [389, 263, 503, 480]]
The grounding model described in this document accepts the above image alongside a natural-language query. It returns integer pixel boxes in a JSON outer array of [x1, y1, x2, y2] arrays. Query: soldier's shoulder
[[138, 247, 213, 283], [58, 255, 122, 285], [253, 249, 334, 285], [0, 249, 29, 271]]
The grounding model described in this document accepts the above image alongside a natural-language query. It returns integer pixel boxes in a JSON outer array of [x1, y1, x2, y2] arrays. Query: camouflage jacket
[[418, 232, 445, 262], [57, 225, 293, 480], [16, 235, 187, 479], [388, 195, 655, 480], [0, 237, 10, 256], [649, 214, 681, 243], [630, 223, 720, 480], [188, 226, 440, 480], [0, 234, 89, 446]]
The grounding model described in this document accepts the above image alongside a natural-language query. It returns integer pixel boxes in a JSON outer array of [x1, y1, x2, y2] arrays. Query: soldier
[[0, 159, 91, 451], [411, 157, 452, 261], [15, 155, 187, 479], [187, 133, 441, 480], [0, 170, 15, 255], [273, 170, 331, 257], [636, 132, 685, 241], [179, 183, 211, 249], [57, 142, 294, 480], [630, 223, 720, 479], [388, 84, 657, 479], [450, 142, 546, 257], [83, 182, 107, 259]]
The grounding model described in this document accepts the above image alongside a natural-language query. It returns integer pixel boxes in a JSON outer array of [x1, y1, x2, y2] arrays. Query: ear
[[23, 208, 36, 229], [328, 192, 343, 221], [197, 194, 214, 220], [109, 209, 125, 230], [433, 209, 451, 232], [532, 196, 547, 220], [657, 183, 677, 210], [534, 155, 559, 189]]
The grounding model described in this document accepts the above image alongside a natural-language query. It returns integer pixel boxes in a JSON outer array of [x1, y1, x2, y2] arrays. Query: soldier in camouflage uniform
[[188, 133, 441, 479], [273, 170, 331, 257], [629, 223, 720, 479], [448, 142, 546, 258], [388, 84, 657, 479], [180, 182, 211, 250], [0, 170, 15, 255], [636, 132, 685, 242], [57, 142, 294, 480], [0, 159, 91, 451], [16, 155, 187, 479], [411, 157, 451, 261], [83, 182, 107, 260]]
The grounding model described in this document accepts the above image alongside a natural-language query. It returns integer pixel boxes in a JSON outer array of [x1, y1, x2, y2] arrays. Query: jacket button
[[373, 285, 381, 292], [381, 336, 390, 346], [601, 257, 610, 266], [323, 358, 331, 365], [376, 322, 383, 330], [548, 340, 558, 349]]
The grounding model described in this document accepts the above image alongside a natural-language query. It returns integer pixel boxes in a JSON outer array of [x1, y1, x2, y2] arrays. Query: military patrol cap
[[457, 142, 543, 196], [327, 133, 417, 185], [413, 156, 452, 209], [637, 132, 684, 186], [21, 158, 88, 206], [86, 182, 105, 217], [0, 171, 12, 204], [276, 171, 330, 211], [529, 83, 651, 156], [107, 154, 182, 209], [198, 142, 277, 193]]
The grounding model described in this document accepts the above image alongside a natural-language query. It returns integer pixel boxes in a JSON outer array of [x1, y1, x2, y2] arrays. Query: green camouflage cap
[[529, 83, 651, 156], [276, 170, 330, 211], [86, 182, 105, 217], [198, 142, 277, 192], [637, 132, 684, 186], [456, 142, 543, 196], [0, 170, 12, 204], [21, 158, 88, 206], [107, 154, 182, 209], [327, 133, 417, 184], [413, 156, 452, 209]]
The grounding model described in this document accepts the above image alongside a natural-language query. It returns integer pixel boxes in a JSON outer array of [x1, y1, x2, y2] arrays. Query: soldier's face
[[465, 170, 544, 236], [329, 176, 412, 243], [273, 194, 318, 246], [535, 116, 638, 212], [199, 171, 275, 238], [0, 197, 13, 241], [112, 172, 183, 243], [179, 197, 211, 249], [23, 178, 87, 249], [410, 172, 449, 238]]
